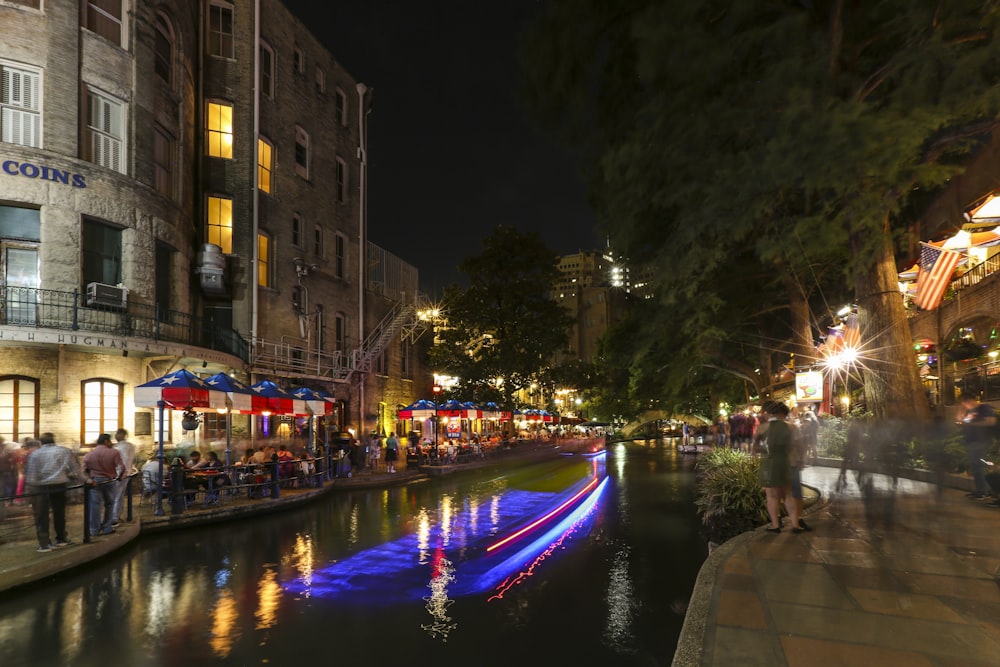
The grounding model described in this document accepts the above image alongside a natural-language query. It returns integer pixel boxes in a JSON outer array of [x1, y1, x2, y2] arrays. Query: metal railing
[[0, 286, 248, 361]]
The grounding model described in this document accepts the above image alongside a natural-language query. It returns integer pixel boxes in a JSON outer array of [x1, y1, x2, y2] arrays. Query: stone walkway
[[673, 466, 1000, 666]]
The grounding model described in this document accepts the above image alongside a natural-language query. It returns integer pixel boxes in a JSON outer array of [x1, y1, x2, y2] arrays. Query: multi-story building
[[552, 250, 629, 365], [0, 0, 427, 451]]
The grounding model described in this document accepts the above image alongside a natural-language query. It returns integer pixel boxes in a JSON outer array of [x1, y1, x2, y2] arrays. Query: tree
[[428, 226, 573, 409], [522, 0, 1000, 420]]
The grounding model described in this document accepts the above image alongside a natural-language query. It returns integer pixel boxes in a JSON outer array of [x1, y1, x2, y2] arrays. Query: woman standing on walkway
[[759, 402, 800, 533]]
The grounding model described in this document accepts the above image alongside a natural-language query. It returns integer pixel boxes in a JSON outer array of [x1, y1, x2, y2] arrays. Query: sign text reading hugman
[[2, 159, 87, 188]]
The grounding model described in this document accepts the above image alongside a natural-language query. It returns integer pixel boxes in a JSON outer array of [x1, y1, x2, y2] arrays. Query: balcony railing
[[0, 286, 248, 362]]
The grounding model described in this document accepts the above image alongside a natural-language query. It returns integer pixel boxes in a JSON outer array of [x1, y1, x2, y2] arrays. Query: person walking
[[368, 432, 383, 473], [384, 432, 399, 473], [759, 402, 801, 533], [23, 432, 83, 552], [958, 395, 995, 499], [111, 428, 136, 524], [82, 434, 125, 537]]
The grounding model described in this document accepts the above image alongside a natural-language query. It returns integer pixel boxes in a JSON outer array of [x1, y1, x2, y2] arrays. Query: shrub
[[694, 448, 768, 545]]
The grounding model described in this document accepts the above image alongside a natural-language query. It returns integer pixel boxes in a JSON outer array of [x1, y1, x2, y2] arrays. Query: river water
[[0, 440, 706, 667]]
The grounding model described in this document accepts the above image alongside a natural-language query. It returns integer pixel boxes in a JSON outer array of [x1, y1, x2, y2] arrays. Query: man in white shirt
[[112, 428, 137, 524]]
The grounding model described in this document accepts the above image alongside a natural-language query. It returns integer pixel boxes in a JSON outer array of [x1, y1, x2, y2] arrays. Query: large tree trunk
[[784, 270, 816, 369], [852, 229, 931, 421]]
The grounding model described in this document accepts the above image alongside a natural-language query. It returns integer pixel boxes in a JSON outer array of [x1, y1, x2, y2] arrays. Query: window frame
[[313, 224, 323, 258], [294, 125, 310, 179], [81, 378, 123, 445], [85, 87, 126, 174], [0, 61, 42, 148], [257, 135, 273, 194], [207, 1, 235, 59], [335, 88, 347, 126], [153, 123, 174, 198], [315, 67, 325, 94], [84, 0, 124, 47], [334, 232, 346, 280], [259, 40, 274, 98], [0, 375, 39, 442], [336, 158, 348, 203], [81, 217, 123, 288], [334, 312, 347, 352], [206, 195, 233, 254], [293, 46, 305, 74], [153, 12, 174, 85], [291, 212, 302, 248], [257, 231, 271, 288], [206, 100, 233, 159]]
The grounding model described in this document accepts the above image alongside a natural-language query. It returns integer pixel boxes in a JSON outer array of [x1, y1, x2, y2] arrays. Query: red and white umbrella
[[134, 369, 227, 410]]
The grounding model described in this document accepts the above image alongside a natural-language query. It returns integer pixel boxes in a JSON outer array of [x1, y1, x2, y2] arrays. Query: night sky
[[282, 0, 600, 295]]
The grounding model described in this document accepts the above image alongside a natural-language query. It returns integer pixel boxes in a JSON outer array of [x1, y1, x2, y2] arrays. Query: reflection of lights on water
[[145, 570, 178, 636], [422, 548, 458, 641], [487, 524, 573, 601], [210, 589, 239, 658], [469, 496, 479, 535], [603, 544, 634, 648], [255, 568, 281, 630], [485, 477, 607, 600], [490, 494, 501, 533], [417, 508, 431, 564], [287, 534, 315, 595], [349, 503, 359, 545], [486, 477, 598, 553], [440, 493, 454, 546], [61, 588, 84, 664]]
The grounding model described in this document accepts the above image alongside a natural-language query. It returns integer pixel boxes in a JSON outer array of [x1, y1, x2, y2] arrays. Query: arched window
[[81, 378, 123, 444], [0, 375, 39, 441], [154, 13, 174, 85]]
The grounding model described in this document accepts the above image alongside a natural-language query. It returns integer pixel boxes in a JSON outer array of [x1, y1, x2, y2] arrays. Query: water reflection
[[422, 547, 457, 641], [0, 447, 709, 666]]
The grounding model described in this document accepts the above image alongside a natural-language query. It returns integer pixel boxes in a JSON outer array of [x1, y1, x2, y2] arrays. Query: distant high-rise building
[[552, 250, 629, 364]]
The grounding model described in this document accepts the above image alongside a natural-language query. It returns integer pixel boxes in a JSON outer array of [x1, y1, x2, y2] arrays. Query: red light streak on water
[[486, 523, 576, 602], [485, 477, 599, 553]]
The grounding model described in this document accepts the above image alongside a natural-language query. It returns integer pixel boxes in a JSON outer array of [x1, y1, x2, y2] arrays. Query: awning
[[134, 369, 227, 410]]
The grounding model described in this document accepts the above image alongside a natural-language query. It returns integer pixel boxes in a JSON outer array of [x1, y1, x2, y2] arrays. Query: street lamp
[[432, 383, 442, 445]]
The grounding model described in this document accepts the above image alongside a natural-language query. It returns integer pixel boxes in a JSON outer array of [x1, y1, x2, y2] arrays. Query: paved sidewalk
[[674, 466, 1000, 666]]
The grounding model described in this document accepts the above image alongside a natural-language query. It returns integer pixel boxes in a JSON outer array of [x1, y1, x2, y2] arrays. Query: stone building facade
[[0, 0, 427, 452]]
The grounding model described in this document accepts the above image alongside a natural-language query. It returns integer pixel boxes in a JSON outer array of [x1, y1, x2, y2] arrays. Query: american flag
[[914, 242, 961, 311]]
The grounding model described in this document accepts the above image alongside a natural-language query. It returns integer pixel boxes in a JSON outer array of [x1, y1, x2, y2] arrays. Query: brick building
[[0, 0, 428, 452]]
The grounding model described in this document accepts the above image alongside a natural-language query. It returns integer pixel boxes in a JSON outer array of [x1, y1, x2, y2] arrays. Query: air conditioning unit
[[86, 282, 128, 310]]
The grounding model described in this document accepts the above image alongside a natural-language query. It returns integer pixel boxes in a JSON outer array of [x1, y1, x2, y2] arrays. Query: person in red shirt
[[82, 434, 124, 536]]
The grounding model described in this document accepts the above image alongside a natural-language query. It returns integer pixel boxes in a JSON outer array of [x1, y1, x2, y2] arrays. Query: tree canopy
[[428, 226, 573, 407], [521, 0, 1000, 419]]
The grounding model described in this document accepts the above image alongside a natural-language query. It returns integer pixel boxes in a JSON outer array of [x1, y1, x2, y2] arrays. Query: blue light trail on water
[[283, 456, 608, 603]]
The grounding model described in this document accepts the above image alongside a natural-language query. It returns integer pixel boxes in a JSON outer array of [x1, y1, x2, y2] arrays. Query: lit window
[[258, 136, 273, 193], [208, 2, 234, 59], [206, 101, 233, 158], [259, 41, 274, 98], [295, 125, 309, 178], [0, 62, 41, 148], [206, 196, 233, 253], [257, 232, 270, 287], [84, 0, 123, 46], [86, 89, 125, 173], [81, 379, 122, 445], [0, 376, 39, 442], [154, 14, 173, 84]]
